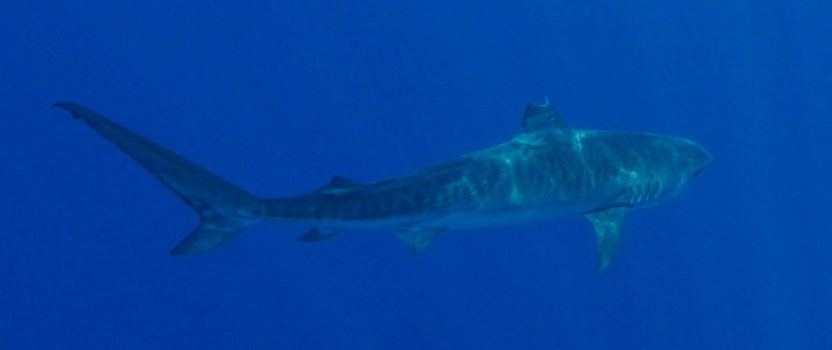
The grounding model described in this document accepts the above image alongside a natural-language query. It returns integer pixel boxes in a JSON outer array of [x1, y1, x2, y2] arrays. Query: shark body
[[53, 101, 712, 271]]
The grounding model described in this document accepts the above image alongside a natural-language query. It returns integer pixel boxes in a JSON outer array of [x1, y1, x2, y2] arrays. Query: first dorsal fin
[[523, 98, 570, 133], [315, 176, 361, 195]]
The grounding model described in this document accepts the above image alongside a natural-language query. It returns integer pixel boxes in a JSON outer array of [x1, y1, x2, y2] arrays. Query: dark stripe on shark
[[264, 190, 438, 221], [263, 162, 500, 221]]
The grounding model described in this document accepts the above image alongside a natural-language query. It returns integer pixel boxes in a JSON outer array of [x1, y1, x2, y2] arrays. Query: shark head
[[578, 131, 712, 271], [668, 136, 714, 184], [642, 135, 713, 202], [580, 131, 713, 207]]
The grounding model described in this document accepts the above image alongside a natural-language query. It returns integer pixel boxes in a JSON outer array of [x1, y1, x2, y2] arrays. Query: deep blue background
[[1, 1, 830, 348]]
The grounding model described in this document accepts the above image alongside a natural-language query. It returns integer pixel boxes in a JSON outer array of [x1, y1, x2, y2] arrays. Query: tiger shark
[[52, 101, 712, 271]]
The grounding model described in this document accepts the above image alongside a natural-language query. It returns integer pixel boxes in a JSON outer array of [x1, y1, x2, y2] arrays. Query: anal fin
[[297, 228, 342, 242], [396, 228, 444, 253], [585, 207, 629, 272]]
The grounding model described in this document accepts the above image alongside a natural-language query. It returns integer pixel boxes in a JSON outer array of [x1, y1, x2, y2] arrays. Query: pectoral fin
[[585, 207, 629, 272]]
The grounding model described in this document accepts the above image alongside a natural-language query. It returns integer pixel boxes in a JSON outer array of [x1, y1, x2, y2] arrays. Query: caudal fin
[[52, 102, 265, 255]]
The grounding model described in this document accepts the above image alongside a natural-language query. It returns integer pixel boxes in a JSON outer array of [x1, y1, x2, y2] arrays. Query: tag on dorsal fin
[[522, 98, 570, 133], [396, 228, 444, 253], [316, 176, 361, 195], [585, 207, 629, 272], [297, 228, 342, 242]]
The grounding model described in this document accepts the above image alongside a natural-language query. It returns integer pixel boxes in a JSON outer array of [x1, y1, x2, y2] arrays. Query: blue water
[[1, 1, 830, 349]]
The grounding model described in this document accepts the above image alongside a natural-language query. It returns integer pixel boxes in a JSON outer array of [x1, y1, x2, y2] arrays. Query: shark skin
[[52, 101, 712, 271]]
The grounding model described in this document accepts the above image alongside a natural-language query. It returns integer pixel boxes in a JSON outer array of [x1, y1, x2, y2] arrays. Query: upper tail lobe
[[52, 103, 264, 254]]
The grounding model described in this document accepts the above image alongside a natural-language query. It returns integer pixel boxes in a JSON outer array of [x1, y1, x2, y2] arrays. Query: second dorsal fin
[[522, 98, 570, 133], [315, 176, 362, 195]]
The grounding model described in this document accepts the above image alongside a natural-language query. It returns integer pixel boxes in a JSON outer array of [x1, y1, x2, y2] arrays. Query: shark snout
[[690, 144, 713, 179]]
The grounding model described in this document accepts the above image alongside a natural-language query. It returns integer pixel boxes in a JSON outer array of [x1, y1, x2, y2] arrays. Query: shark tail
[[52, 102, 265, 255]]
